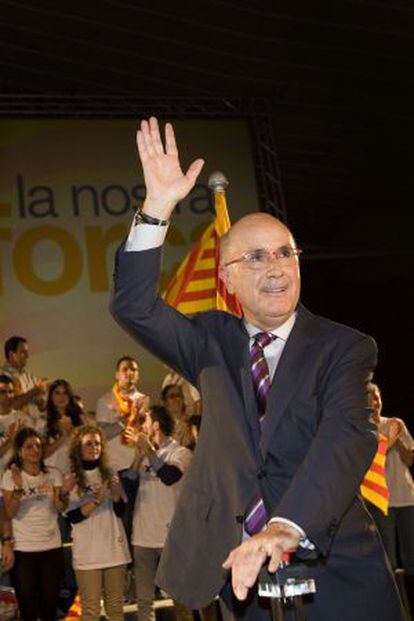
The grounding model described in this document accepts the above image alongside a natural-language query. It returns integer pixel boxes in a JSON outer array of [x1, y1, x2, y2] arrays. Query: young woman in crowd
[[161, 383, 199, 450], [65, 425, 131, 621], [1, 427, 67, 621], [44, 379, 83, 475]]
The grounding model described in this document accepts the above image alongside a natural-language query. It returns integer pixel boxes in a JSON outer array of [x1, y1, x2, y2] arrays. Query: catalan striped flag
[[163, 187, 242, 316], [360, 433, 389, 515], [64, 594, 82, 621]]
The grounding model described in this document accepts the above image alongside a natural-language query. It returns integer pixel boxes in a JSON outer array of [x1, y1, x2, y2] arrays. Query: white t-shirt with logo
[[67, 468, 131, 570], [132, 438, 192, 548], [95, 388, 145, 472], [1, 466, 62, 552]]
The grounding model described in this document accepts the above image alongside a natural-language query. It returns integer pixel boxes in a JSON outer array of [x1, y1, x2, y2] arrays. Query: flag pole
[[207, 172, 242, 316]]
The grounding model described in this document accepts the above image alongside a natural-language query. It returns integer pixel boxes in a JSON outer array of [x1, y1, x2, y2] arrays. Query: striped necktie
[[250, 331, 276, 418], [245, 331, 276, 535]]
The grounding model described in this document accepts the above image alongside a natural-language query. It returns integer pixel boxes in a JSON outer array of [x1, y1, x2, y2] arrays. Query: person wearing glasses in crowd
[[1, 427, 68, 621], [64, 426, 131, 621], [161, 367, 201, 416], [111, 117, 405, 621], [161, 384, 198, 451]]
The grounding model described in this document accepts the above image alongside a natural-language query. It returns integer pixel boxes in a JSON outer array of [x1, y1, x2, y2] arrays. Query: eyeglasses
[[224, 247, 303, 270]]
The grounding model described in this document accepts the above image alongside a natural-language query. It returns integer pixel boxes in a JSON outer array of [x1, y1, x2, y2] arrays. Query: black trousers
[[11, 547, 64, 621]]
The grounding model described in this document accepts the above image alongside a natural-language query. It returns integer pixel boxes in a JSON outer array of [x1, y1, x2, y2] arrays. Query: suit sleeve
[[110, 244, 206, 387], [272, 334, 378, 556]]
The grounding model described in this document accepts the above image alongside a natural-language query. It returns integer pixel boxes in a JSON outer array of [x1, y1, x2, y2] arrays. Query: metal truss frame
[[0, 95, 287, 221]]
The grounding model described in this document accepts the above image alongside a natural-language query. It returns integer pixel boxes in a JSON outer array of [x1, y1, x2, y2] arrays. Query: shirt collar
[[244, 311, 297, 343]]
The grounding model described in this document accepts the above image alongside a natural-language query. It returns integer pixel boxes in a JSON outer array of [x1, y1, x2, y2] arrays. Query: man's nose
[[265, 256, 284, 275]]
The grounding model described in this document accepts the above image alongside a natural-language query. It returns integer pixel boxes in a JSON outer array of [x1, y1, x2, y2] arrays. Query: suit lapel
[[260, 306, 319, 456], [220, 319, 261, 453]]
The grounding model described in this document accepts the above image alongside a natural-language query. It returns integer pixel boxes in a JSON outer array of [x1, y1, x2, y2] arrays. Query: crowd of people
[[0, 335, 202, 621], [1, 339, 414, 621]]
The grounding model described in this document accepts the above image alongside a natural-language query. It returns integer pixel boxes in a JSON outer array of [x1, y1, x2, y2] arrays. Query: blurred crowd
[[0, 335, 205, 621]]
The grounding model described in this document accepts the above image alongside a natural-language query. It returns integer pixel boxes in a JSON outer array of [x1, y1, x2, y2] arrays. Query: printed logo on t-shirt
[[20, 482, 54, 499]]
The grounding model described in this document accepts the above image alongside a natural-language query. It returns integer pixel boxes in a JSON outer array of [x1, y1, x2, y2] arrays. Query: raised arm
[[111, 119, 207, 385], [137, 117, 204, 221]]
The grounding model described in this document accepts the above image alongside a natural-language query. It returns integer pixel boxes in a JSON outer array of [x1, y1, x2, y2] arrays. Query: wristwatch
[[1, 536, 14, 545], [134, 206, 169, 227]]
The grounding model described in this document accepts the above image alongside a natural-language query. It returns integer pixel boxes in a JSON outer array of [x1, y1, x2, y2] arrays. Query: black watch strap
[[134, 207, 169, 227]]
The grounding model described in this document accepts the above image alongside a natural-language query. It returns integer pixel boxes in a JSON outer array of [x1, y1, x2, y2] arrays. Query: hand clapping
[[10, 463, 23, 489]]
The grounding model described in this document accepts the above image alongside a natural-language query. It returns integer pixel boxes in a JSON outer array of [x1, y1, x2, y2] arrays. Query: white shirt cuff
[[125, 222, 169, 251], [268, 517, 315, 550]]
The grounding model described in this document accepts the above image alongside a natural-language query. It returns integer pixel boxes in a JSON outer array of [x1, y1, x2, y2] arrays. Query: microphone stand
[[258, 551, 315, 621]]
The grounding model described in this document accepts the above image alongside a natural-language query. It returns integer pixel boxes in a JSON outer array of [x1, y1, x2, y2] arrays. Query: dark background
[[0, 0, 413, 416]]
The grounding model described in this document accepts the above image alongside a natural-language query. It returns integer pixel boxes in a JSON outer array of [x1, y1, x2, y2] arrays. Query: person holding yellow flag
[[111, 117, 406, 621], [368, 382, 414, 574]]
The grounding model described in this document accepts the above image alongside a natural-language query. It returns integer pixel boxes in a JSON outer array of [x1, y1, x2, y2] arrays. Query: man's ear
[[218, 264, 235, 294]]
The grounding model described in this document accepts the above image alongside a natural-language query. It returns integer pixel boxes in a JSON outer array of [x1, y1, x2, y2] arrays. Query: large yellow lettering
[[85, 224, 127, 292], [13, 226, 83, 295], [0, 228, 12, 295]]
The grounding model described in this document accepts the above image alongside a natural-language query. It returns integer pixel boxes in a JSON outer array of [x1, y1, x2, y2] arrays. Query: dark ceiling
[[1, 0, 413, 409]]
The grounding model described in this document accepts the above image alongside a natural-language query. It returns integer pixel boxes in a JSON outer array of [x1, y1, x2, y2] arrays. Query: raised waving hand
[[137, 117, 204, 220]]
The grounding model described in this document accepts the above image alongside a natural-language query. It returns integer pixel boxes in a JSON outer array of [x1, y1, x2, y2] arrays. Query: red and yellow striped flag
[[64, 595, 82, 621], [360, 433, 389, 515], [163, 189, 242, 316]]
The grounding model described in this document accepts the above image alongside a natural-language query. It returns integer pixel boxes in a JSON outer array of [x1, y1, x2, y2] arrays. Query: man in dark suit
[[111, 117, 406, 620]]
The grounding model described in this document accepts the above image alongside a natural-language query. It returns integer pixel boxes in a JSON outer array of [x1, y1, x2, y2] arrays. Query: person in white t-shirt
[[0, 375, 32, 474], [1, 427, 68, 621], [96, 356, 149, 473], [65, 425, 131, 621], [44, 379, 84, 476], [368, 382, 414, 575], [129, 405, 193, 621], [1, 336, 48, 432]]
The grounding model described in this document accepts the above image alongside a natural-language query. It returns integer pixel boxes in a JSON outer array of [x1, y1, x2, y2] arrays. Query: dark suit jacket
[[111, 245, 406, 621]]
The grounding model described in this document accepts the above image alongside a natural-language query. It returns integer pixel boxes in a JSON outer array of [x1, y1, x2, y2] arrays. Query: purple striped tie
[[250, 332, 276, 417], [245, 331, 276, 535]]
